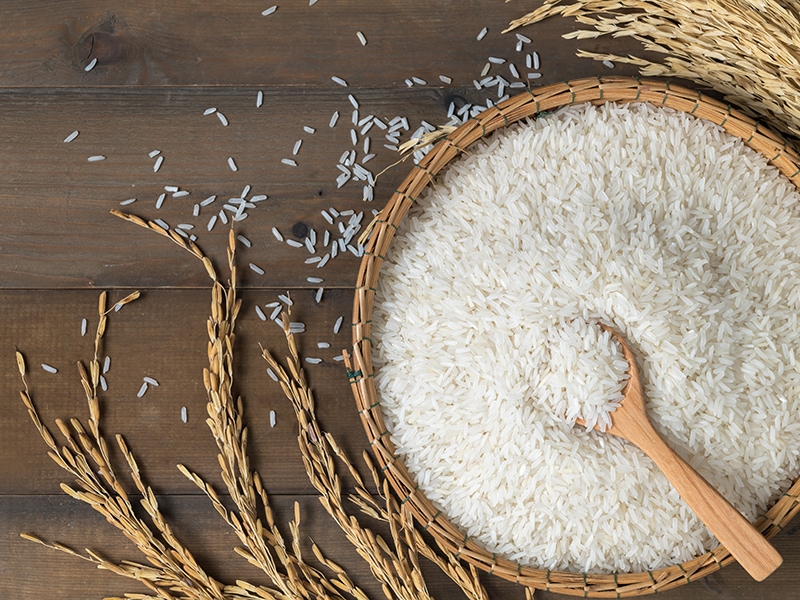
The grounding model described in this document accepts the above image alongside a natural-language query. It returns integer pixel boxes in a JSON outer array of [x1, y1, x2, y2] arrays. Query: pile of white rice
[[371, 102, 800, 573]]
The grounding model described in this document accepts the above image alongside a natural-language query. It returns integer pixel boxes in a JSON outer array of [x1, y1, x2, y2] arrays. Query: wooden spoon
[[586, 324, 782, 582]]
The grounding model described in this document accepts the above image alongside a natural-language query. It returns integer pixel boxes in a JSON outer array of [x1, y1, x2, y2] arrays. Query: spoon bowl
[[586, 324, 782, 582]]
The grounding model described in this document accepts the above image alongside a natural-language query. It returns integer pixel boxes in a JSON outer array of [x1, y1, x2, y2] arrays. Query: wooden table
[[1, 2, 798, 598]]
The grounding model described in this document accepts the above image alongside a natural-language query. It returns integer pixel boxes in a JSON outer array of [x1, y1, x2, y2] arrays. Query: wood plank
[[0, 493, 465, 600], [3, 494, 800, 600], [0, 0, 645, 87], [1, 288, 363, 495], [0, 86, 436, 288]]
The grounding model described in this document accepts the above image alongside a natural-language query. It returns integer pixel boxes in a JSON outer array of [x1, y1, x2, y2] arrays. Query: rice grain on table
[[372, 102, 800, 574], [181, 406, 188, 423], [64, 130, 79, 143], [80, 318, 87, 336], [84, 57, 98, 72], [227, 157, 238, 171], [216, 111, 229, 126], [41, 363, 57, 374]]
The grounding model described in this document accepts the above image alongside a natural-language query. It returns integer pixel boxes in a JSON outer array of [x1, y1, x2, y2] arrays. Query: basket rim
[[347, 75, 800, 597]]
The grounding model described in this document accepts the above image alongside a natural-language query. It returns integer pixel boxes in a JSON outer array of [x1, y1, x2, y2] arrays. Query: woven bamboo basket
[[347, 76, 800, 597]]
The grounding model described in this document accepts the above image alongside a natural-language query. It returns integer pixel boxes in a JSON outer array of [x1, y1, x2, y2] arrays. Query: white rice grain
[[64, 130, 79, 143], [372, 102, 800, 574]]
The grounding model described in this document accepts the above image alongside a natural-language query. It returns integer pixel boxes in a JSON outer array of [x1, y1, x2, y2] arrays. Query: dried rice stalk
[[505, 0, 800, 141], [19, 210, 491, 600], [18, 293, 231, 600], [262, 325, 490, 600]]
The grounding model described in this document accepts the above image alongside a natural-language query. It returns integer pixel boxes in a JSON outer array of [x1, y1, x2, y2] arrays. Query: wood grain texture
[[0, 0, 645, 87], [2, 1, 799, 599]]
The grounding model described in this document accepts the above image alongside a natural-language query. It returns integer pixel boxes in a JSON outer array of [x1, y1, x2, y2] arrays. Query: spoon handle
[[636, 424, 782, 581]]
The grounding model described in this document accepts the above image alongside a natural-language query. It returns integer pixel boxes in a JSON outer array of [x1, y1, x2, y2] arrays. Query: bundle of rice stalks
[[505, 0, 800, 142]]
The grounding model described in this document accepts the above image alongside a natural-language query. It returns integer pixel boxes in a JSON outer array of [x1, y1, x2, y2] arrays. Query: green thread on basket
[[357, 400, 381, 415], [400, 484, 419, 505], [647, 570, 658, 594], [370, 430, 389, 445], [423, 510, 442, 530], [376, 218, 399, 232], [771, 150, 782, 161], [634, 87, 641, 101], [747, 126, 757, 143], [719, 106, 731, 127], [413, 163, 434, 180], [789, 168, 800, 179], [394, 189, 417, 203], [346, 369, 362, 383], [453, 533, 468, 557]]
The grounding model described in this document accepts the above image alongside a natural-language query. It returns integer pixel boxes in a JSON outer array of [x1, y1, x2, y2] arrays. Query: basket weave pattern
[[348, 76, 800, 597]]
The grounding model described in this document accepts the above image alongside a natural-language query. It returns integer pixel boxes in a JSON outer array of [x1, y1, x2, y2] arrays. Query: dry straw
[[19, 210, 490, 600], [348, 77, 800, 597], [504, 0, 800, 145]]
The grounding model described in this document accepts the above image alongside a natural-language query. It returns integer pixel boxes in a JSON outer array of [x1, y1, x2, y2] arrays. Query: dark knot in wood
[[76, 30, 131, 70]]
